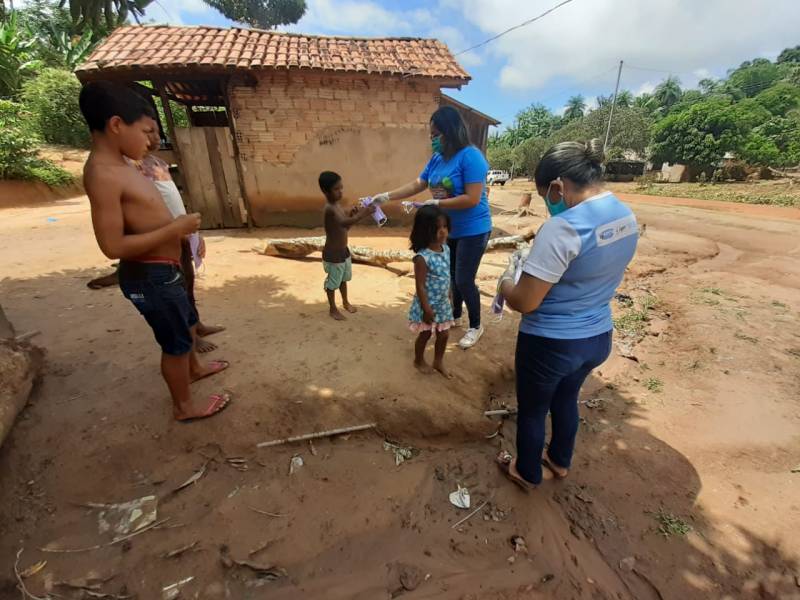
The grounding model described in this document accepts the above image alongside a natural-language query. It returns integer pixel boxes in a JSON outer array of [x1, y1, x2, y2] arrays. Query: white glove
[[372, 192, 390, 205], [422, 199, 440, 206]]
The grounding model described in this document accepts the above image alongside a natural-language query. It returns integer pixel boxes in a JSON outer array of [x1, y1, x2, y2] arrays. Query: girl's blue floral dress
[[408, 245, 455, 333]]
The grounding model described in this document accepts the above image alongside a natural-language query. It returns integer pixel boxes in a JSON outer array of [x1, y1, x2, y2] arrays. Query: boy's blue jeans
[[448, 232, 490, 329], [515, 330, 613, 484]]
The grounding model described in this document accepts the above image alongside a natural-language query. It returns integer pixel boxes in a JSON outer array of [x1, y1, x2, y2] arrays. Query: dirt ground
[[1, 182, 799, 599]]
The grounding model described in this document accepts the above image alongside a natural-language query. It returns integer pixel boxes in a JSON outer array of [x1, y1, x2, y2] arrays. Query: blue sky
[[149, 0, 800, 131]]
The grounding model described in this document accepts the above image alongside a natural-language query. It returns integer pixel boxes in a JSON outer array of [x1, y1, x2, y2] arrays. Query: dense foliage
[[489, 47, 800, 177]]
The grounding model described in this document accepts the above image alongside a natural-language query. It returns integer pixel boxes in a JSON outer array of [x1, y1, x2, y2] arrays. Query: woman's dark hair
[[534, 139, 605, 188], [318, 170, 341, 194], [410, 205, 450, 252], [430, 106, 470, 158], [79, 81, 156, 132]]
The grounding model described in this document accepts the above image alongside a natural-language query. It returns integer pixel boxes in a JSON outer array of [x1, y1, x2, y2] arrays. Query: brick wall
[[230, 71, 441, 166]]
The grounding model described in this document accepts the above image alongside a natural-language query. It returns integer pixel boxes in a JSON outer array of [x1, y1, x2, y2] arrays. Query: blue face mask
[[544, 179, 567, 216], [431, 136, 443, 155]]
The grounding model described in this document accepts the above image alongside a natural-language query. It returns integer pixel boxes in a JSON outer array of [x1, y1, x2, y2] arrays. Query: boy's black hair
[[318, 171, 342, 196], [410, 205, 450, 252], [79, 81, 156, 133]]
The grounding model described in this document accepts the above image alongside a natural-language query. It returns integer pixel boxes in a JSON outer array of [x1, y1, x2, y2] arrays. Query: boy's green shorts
[[323, 257, 352, 290]]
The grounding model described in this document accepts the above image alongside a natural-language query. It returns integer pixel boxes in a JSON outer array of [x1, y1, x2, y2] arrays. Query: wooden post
[[224, 77, 254, 228], [154, 80, 186, 177]]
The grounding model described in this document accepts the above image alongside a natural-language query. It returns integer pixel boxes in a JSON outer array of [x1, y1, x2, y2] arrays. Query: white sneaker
[[459, 326, 484, 349]]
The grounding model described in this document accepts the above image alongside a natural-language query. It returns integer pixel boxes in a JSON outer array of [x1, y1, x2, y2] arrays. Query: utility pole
[[603, 60, 624, 153]]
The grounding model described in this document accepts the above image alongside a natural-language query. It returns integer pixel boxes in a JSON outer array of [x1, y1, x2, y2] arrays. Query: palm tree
[[564, 94, 586, 121], [653, 76, 682, 111], [59, 0, 307, 30], [616, 90, 633, 108]]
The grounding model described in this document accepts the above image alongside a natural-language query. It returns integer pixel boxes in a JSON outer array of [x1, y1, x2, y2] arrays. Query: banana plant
[[0, 12, 41, 97], [44, 23, 99, 70]]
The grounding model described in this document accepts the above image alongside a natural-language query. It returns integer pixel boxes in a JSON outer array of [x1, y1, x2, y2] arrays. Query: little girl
[[408, 206, 454, 377]]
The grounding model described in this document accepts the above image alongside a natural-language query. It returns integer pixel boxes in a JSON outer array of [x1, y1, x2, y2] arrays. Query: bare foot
[[343, 303, 358, 314], [197, 323, 225, 337], [433, 361, 453, 379], [191, 359, 229, 383], [414, 360, 434, 374], [195, 336, 217, 353], [329, 308, 346, 321], [175, 393, 231, 422]]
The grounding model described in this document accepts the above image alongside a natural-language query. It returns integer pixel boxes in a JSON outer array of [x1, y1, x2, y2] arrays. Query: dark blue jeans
[[448, 232, 490, 328], [515, 330, 613, 484]]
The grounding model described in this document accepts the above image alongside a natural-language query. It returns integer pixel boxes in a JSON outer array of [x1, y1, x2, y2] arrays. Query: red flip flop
[[191, 359, 229, 383], [178, 393, 231, 423]]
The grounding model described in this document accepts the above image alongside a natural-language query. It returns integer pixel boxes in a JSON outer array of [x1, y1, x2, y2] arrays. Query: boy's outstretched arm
[[337, 203, 375, 228], [87, 175, 201, 260]]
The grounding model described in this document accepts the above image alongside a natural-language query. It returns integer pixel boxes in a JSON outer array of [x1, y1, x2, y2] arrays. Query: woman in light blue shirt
[[374, 107, 492, 349], [496, 139, 638, 490]]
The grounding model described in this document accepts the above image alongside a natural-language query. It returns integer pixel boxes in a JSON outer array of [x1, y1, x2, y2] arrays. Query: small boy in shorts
[[319, 171, 375, 320], [79, 81, 231, 422]]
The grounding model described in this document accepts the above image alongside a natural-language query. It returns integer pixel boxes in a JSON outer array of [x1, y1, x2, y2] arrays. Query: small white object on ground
[[162, 576, 194, 600], [449, 486, 471, 509], [289, 455, 304, 475]]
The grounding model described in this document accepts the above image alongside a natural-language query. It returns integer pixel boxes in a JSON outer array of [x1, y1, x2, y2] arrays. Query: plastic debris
[[448, 486, 470, 510], [92, 495, 157, 537], [288, 455, 303, 475], [162, 576, 194, 599], [510, 535, 527, 553], [19, 560, 46, 578], [619, 556, 636, 572], [383, 441, 414, 466]]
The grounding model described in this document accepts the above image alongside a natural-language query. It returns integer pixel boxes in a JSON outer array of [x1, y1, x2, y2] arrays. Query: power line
[[454, 0, 577, 56]]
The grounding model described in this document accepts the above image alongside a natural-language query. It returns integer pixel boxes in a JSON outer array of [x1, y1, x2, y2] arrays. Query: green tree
[[487, 143, 516, 172], [777, 45, 800, 64], [754, 82, 800, 115], [21, 67, 90, 146], [0, 12, 41, 97], [60, 0, 307, 30], [650, 98, 770, 173], [726, 59, 781, 97], [653, 76, 682, 112], [563, 94, 586, 121], [616, 90, 633, 108]]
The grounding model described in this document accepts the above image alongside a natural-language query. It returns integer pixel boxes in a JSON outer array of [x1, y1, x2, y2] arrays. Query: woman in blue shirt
[[373, 107, 492, 349], [496, 139, 638, 490]]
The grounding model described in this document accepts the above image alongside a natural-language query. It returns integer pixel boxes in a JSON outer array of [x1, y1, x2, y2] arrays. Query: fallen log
[[0, 339, 43, 448], [253, 227, 536, 268]]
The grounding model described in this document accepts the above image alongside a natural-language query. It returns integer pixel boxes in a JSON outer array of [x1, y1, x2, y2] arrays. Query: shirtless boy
[[319, 171, 375, 320], [128, 128, 225, 353], [79, 81, 230, 421]]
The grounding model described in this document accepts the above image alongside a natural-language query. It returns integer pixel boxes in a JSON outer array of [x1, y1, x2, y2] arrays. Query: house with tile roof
[[75, 25, 498, 228]]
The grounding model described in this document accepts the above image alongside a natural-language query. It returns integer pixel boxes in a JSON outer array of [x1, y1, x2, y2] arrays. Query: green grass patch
[[634, 182, 800, 208], [644, 377, 663, 392], [613, 295, 659, 337], [654, 508, 693, 538]]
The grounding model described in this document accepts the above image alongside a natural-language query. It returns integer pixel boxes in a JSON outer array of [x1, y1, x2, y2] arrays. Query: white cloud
[[290, 0, 431, 36], [635, 81, 656, 96], [435, 25, 484, 67], [448, 0, 800, 92]]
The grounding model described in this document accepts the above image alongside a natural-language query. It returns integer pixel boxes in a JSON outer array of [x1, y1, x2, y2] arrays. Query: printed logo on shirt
[[595, 214, 638, 247]]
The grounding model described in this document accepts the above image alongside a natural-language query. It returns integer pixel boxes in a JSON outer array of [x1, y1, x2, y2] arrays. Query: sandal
[[541, 455, 569, 480], [495, 451, 536, 492], [178, 393, 231, 423]]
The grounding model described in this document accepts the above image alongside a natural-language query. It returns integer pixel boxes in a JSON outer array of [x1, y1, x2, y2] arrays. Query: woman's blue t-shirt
[[419, 146, 492, 239]]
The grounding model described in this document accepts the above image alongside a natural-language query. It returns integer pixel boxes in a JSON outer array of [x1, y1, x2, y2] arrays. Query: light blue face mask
[[431, 135, 443, 155], [544, 178, 568, 216]]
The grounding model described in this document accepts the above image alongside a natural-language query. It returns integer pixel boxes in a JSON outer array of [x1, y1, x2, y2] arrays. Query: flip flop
[[495, 451, 536, 492], [541, 455, 569, 480], [178, 393, 231, 423], [191, 359, 229, 383]]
